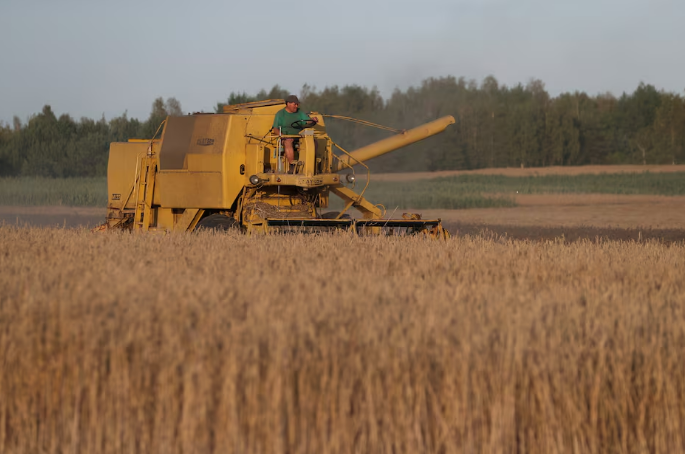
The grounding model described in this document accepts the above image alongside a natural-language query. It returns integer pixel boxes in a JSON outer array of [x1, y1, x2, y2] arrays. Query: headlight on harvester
[[346, 174, 356, 184], [249, 175, 260, 185]]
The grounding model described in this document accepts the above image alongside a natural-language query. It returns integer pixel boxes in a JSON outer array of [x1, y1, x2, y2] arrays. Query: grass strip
[[0, 177, 107, 206], [425, 171, 685, 196]]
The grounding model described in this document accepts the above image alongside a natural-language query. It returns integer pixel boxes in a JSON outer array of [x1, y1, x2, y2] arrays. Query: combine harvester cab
[[101, 99, 455, 237]]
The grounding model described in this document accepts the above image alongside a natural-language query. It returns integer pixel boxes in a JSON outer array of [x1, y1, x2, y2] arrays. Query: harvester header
[[99, 98, 455, 237]]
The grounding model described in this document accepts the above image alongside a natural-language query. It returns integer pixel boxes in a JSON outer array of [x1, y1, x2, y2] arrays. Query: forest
[[1, 76, 683, 176]]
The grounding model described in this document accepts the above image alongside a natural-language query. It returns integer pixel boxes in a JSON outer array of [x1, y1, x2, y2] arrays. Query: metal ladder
[[133, 156, 157, 231]]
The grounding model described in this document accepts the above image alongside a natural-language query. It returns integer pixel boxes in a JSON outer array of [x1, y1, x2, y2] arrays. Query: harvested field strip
[[1, 227, 685, 453], [421, 195, 685, 230]]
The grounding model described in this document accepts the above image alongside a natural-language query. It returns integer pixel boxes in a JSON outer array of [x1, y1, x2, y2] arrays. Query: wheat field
[[1, 227, 684, 454]]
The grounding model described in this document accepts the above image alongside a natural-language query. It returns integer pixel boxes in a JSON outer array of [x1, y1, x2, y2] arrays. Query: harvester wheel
[[321, 211, 352, 220], [196, 214, 240, 232]]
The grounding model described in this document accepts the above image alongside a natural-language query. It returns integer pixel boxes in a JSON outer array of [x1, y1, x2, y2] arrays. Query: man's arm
[[301, 110, 318, 124]]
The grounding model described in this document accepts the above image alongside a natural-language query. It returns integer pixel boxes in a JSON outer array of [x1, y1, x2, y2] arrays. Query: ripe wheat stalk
[[1, 226, 684, 453]]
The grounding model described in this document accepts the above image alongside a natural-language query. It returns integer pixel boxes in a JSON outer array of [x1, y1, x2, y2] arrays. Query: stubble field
[[2, 227, 685, 453]]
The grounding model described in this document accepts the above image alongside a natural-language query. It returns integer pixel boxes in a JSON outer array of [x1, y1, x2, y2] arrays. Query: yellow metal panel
[[172, 208, 204, 232], [316, 137, 330, 173], [157, 172, 224, 208], [244, 144, 264, 177], [107, 142, 147, 210], [187, 115, 229, 157], [243, 107, 288, 137], [186, 154, 223, 172], [223, 115, 249, 210], [159, 115, 229, 170], [250, 173, 339, 188], [301, 136, 315, 176], [156, 207, 174, 231]]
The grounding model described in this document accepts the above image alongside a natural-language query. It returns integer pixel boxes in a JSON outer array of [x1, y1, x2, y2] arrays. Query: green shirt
[[272, 108, 311, 135]]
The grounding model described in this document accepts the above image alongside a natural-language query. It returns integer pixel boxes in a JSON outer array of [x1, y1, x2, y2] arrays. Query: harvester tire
[[321, 211, 351, 220], [196, 214, 239, 232]]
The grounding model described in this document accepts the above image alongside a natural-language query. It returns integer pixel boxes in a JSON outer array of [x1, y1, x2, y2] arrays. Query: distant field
[[369, 164, 685, 181], [352, 171, 685, 212], [452, 172, 685, 195], [0, 206, 105, 228], [330, 183, 517, 211], [0, 177, 107, 206], [1, 168, 684, 210]]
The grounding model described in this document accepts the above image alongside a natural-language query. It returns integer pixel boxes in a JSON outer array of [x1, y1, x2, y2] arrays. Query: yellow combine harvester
[[100, 99, 455, 236]]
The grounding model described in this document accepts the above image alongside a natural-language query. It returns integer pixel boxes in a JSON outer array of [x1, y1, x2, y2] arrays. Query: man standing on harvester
[[271, 95, 317, 173]]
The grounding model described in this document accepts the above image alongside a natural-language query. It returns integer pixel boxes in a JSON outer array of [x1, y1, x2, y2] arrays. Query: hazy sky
[[1, 0, 683, 123]]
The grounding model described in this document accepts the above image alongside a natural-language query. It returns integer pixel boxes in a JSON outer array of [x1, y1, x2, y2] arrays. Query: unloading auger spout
[[333, 116, 456, 172]]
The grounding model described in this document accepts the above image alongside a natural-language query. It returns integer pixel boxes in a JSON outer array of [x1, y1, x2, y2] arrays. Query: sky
[[1, 0, 683, 124]]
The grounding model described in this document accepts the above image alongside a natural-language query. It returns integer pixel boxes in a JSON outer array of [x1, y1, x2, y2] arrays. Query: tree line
[[0, 97, 181, 178], [1, 77, 684, 177]]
